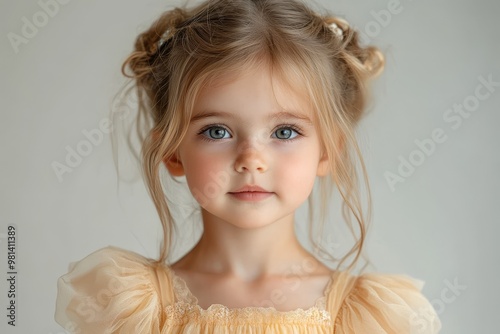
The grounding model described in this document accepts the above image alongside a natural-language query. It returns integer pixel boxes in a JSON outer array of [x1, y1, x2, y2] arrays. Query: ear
[[164, 152, 185, 177], [153, 130, 185, 177], [316, 150, 330, 177], [316, 133, 345, 177]]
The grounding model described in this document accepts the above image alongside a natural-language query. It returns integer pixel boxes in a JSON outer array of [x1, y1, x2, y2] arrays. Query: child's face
[[166, 64, 329, 229]]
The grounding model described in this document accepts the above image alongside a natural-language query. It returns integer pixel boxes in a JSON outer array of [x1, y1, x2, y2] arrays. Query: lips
[[228, 185, 273, 201], [229, 185, 270, 193]]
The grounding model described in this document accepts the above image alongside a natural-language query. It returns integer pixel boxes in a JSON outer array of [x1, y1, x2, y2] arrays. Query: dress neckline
[[162, 264, 338, 317]]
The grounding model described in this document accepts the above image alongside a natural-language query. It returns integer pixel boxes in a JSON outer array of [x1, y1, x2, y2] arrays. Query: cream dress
[[55, 246, 441, 333]]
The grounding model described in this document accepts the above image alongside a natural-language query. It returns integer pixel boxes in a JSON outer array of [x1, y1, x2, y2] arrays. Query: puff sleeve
[[55, 246, 173, 334], [331, 272, 442, 334]]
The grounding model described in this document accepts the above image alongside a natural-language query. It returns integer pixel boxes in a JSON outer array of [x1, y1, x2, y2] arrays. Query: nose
[[233, 141, 268, 173]]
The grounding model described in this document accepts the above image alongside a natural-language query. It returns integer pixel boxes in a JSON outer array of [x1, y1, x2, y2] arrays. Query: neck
[[180, 208, 315, 282]]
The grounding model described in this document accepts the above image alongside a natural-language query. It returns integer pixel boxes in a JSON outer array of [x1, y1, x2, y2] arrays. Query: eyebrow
[[190, 110, 313, 123]]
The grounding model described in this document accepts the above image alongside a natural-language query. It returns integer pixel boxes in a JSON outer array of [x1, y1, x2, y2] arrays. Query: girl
[[55, 0, 441, 333]]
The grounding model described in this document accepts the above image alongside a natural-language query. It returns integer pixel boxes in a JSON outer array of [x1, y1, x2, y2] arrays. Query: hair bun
[[324, 16, 384, 79], [122, 8, 189, 81]]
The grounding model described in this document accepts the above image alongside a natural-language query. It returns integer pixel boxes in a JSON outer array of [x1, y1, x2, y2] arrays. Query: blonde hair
[[116, 0, 384, 271]]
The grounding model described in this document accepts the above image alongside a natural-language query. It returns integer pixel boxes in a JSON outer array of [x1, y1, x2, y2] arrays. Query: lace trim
[[164, 301, 332, 325], [164, 269, 332, 325], [171, 271, 199, 305]]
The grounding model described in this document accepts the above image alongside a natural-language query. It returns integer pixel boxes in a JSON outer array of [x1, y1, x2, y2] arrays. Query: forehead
[[194, 63, 313, 120]]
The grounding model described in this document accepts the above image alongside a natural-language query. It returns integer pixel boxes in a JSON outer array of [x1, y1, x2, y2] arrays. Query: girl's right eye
[[198, 126, 231, 140]]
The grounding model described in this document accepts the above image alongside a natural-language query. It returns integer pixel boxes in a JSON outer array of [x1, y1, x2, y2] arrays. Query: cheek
[[275, 148, 319, 191], [182, 149, 231, 194]]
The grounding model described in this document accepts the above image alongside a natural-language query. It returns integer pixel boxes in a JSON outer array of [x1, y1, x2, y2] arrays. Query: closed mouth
[[229, 185, 270, 193]]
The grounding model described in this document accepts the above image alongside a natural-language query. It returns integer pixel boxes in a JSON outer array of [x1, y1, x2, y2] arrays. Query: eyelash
[[196, 123, 304, 142]]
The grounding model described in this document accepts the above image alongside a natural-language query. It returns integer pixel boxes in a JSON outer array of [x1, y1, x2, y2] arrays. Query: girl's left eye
[[272, 126, 300, 140]]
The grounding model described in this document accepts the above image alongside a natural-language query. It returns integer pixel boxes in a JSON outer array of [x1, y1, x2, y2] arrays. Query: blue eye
[[198, 124, 301, 141], [272, 127, 299, 140], [200, 126, 231, 140]]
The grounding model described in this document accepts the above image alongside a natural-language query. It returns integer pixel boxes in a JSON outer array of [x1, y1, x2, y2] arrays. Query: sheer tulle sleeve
[[331, 272, 442, 334], [54, 246, 173, 334]]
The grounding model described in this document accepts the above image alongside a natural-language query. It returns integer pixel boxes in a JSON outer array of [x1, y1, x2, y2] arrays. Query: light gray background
[[1, 0, 499, 333]]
